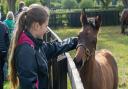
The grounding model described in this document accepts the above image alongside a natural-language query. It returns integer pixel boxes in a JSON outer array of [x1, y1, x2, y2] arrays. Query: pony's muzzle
[[73, 57, 84, 70]]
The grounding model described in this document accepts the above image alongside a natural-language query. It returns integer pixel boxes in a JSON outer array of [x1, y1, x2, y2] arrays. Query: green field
[[4, 26, 128, 89]]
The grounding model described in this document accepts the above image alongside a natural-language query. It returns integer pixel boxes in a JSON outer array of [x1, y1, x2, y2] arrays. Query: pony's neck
[[79, 52, 96, 88], [87, 52, 95, 68], [80, 51, 96, 74]]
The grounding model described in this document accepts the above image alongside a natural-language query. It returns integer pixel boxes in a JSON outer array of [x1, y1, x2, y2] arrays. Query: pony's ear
[[80, 8, 88, 26], [95, 15, 102, 30]]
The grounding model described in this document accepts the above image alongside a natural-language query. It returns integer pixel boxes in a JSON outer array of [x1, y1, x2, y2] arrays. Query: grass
[[53, 26, 128, 89], [4, 81, 9, 89], [4, 26, 128, 89]]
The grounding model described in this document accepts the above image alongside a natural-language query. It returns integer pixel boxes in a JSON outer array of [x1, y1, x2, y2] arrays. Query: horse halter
[[74, 43, 92, 70], [76, 43, 94, 63]]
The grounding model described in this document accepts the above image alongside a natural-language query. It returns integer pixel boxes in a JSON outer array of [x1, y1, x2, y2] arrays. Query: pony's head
[[74, 9, 102, 70]]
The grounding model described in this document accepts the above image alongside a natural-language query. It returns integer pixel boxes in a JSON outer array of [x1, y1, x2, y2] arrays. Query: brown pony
[[120, 9, 128, 34], [74, 9, 118, 89]]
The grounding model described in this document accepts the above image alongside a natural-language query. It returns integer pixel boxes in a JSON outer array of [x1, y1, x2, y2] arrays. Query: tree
[[100, 0, 111, 8], [76, 0, 81, 3], [122, 0, 128, 8], [50, 2, 62, 9], [7, 0, 16, 13]]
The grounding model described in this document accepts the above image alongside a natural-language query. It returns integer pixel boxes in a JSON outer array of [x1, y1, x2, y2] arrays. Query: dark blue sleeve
[[43, 37, 78, 60], [15, 44, 37, 89]]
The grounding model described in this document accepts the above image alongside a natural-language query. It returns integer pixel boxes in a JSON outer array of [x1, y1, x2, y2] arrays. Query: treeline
[[0, 0, 124, 14]]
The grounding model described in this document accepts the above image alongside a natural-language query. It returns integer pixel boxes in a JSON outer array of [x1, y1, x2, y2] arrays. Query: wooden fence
[[43, 27, 84, 89], [49, 9, 121, 27]]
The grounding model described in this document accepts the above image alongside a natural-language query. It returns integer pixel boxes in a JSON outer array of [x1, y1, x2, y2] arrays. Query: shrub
[[62, 0, 78, 9], [79, 0, 94, 9], [25, 0, 41, 6], [50, 2, 62, 9]]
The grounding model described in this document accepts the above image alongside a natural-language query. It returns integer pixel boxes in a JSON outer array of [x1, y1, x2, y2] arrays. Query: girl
[[8, 4, 79, 89]]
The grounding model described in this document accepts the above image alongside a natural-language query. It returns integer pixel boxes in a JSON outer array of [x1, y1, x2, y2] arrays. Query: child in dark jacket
[[8, 4, 81, 89], [0, 20, 9, 89]]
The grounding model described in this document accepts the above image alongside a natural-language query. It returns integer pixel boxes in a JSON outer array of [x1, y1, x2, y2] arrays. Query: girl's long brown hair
[[8, 4, 49, 89]]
